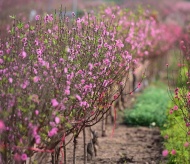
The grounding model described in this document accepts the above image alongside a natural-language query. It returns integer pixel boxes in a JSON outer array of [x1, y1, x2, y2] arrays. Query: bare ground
[[64, 122, 166, 164], [61, 94, 167, 164]]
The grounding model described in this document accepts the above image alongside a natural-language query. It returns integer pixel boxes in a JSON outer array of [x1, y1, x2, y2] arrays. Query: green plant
[[177, 66, 188, 88], [161, 100, 190, 164], [123, 83, 170, 127]]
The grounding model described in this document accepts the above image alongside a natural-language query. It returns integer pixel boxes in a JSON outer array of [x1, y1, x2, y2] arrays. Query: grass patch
[[123, 83, 170, 127]]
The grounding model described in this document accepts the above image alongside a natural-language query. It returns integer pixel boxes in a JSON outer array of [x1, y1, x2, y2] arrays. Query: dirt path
[[65, 123, 166, 164]]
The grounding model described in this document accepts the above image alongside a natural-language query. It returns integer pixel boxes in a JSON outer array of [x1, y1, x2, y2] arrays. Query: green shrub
[[123, 84, 170, 127], [177, 66, 188, 88], [161, 97, 190, 163]]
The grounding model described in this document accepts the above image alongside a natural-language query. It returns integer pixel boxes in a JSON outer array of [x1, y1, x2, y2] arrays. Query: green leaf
[[8, 87, 14, 93], [44, 39, 48, 44], [10, 27, 15, 34], [9, 15, 16, 19], [17, 22, 24, 29], [66, 123, 72, 129], [30, 26, 35, 30], [53, 39, 57, 45]]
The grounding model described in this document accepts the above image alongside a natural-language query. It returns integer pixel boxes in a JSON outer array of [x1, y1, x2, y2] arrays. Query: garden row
[[0, 5, 182, 163]]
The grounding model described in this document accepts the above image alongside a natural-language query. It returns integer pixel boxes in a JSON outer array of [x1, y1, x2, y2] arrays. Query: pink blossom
[[21, 80, 29, 89], [180, 40, 185, 50], [76, 94, 82, 101], [72, 12, 75, 17], [81, 79, 85, 84], [84, 84, 92, 92], [80, 101, 89, 107], [93, 53, 98, 58], [116, 39, 124, 49], [21, 153, 28, 161], [33, 76, 40, 83], [35, 15, 40, 21], [34, 39, 39, 46], [0, 50, 3, 56], [36, 49, 42, 56], [32, 126, 38, 136], [35, 135, 41, 144], [49, 121, 56, 127], [24, 24, 29, 29], [59, 58, 64, 63], [21, 51, 27, 59], [144, 51, 149, 55], [9, 77, 13, 83], [0, 120, 5, 132], [0, 59, 3, 64], [14, 153, 21, 161], [105, 8, 112, 15], [6, 49, 10, 54], [55, 117, 60, 124], [35, 110, 39, 115], [44, 62, 49, 69], [31, 94, 39, 103], [51, 99, 59, 107], [64, 67, 68, 73], [186, 122, 190, 127], [43, 71, 48, 76], [164, 135, 169, 139], [48, 127, 58, 137], [66, 80, 71, 85], [33, 68, 38, 74], [103, 59, 110, 65], [169, 109, 173, 114], [184, 142, 189, 147], [108, 45, 112, 50], [65, 89, 70, 95], [162, 149, 168, 157], [171, 149, 176, 155], [103, 80, 109, 87], [66, 46, 70, 52], [77, 70, 83, 75], [22, 38, 27, 42], [88, 63, 93, 70], [77, 45, 81, 49], [173, 105, 178, 110], [44, 14, 53, 23]]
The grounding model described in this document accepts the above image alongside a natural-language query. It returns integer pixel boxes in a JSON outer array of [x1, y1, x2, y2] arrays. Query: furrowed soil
[[64, 122, 166, 164]]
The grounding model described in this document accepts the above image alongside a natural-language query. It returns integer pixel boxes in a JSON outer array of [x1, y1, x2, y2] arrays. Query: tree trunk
[[63, 139, 67, 164], [132, 69, 136, 91], [83, 128, 87, 164], [102, 115, 106, 137], [73, 136, 77, 164]]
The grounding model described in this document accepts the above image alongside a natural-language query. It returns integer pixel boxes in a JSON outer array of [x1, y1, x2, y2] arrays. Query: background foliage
[[124, 83, 170, 127]]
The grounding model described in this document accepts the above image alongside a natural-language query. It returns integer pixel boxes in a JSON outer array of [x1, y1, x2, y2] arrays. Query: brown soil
[[61, 93, 167, 164], [64, 122, 166, 164]]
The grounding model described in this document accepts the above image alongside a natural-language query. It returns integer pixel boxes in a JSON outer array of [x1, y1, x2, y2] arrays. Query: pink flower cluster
[[0, 9, 132, 162]]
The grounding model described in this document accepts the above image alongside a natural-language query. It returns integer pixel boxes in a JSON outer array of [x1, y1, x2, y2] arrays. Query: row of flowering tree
[[161, 37, 190, 162], [0, 5, 183, 164], [100, 6, 182, 86], [0, 8, 133, 164]]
